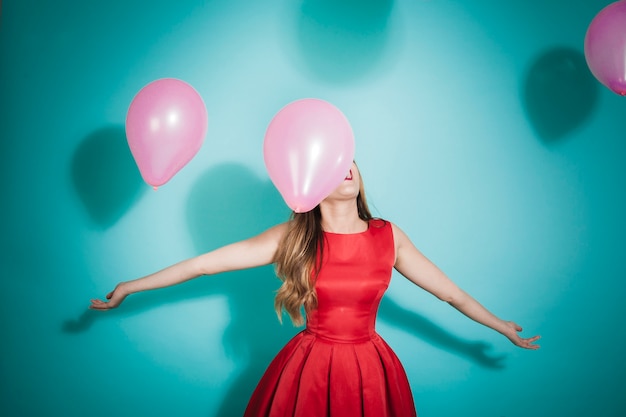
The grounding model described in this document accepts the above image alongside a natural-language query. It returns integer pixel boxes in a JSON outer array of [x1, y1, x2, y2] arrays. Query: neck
[[319, 199, 367, 234]]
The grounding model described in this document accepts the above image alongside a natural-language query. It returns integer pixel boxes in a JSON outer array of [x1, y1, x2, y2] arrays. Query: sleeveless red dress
[[244, 219, 417, 417]]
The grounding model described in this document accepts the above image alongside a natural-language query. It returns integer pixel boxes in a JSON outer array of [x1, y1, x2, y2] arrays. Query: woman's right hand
[[90, 283, 129, 310]]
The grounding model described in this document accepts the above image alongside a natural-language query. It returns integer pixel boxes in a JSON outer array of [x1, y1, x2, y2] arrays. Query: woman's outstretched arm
[[391, 223, 540, 350], [90, 223, 288, 310]]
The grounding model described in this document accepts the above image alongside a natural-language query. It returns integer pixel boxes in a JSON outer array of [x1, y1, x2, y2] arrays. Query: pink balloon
[[264, 98, 355, 213], [584, 0, 626, 96], [126, 78, 208, 188]]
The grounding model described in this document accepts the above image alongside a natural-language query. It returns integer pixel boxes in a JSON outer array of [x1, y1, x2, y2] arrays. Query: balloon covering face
[[323, 161, 361, 203], [263, 98, 355, 213], [126, 78, 208, 189], [584, 0, 626, 96]]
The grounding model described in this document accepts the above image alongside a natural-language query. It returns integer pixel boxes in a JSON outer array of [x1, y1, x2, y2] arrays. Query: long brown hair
[[273, 170, 373, 326]]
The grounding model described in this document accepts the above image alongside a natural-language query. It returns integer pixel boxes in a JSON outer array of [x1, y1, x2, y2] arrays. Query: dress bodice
[[305, 219, 395, 342]]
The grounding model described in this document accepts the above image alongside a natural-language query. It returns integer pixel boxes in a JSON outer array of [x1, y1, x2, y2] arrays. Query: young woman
[[91, 161, 540, 416]]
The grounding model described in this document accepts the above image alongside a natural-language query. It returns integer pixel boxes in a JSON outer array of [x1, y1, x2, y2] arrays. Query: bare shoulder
[[250, 222, 289, 245], [387, 221, 413, 266], [267, 222, 289, 240], [389, 221, 411, 247]]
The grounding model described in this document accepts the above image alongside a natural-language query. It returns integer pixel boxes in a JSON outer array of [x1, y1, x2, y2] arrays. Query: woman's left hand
[[503, 321, 541, 350]]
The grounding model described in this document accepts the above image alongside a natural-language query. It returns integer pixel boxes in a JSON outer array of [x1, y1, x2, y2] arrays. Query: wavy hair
[[273, 171, 373, 326]]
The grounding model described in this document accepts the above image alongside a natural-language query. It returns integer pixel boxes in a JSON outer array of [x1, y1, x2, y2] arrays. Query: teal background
[[1, 0, 625, 416]]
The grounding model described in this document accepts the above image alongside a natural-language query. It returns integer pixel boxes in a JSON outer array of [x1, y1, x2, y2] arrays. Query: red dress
[[244, 219, 417, 417]]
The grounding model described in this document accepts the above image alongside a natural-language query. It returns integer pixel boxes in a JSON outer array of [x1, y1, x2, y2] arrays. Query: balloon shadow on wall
[[379, 297, 506, 369], [292, 0, 395, 83], [71, 126, 146, 229], [521, 47, 599, 144]]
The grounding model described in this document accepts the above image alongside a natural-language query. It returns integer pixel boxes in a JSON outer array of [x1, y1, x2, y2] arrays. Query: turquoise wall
[[2, 0, 625, 416]]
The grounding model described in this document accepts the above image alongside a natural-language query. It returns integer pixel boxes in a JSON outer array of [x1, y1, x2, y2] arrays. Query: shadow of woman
[[184, 163, 296, 417], [62, 266, 298, 414], [378, 297, 506, 369]]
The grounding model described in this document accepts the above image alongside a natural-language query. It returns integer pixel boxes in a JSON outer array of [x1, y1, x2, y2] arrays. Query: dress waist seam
[[304, 329, 379, 344]]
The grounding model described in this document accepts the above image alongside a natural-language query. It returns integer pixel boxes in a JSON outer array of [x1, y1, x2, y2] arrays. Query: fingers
[[518, 335, 541, 350], [89, 299, 106, 310], [91, 287, 126, 311], [527, 335, 541, 346], [89, 298, 114, 310]]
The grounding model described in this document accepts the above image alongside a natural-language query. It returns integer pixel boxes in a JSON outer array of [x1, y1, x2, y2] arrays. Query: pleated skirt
[[243, 330, 417, 417]]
